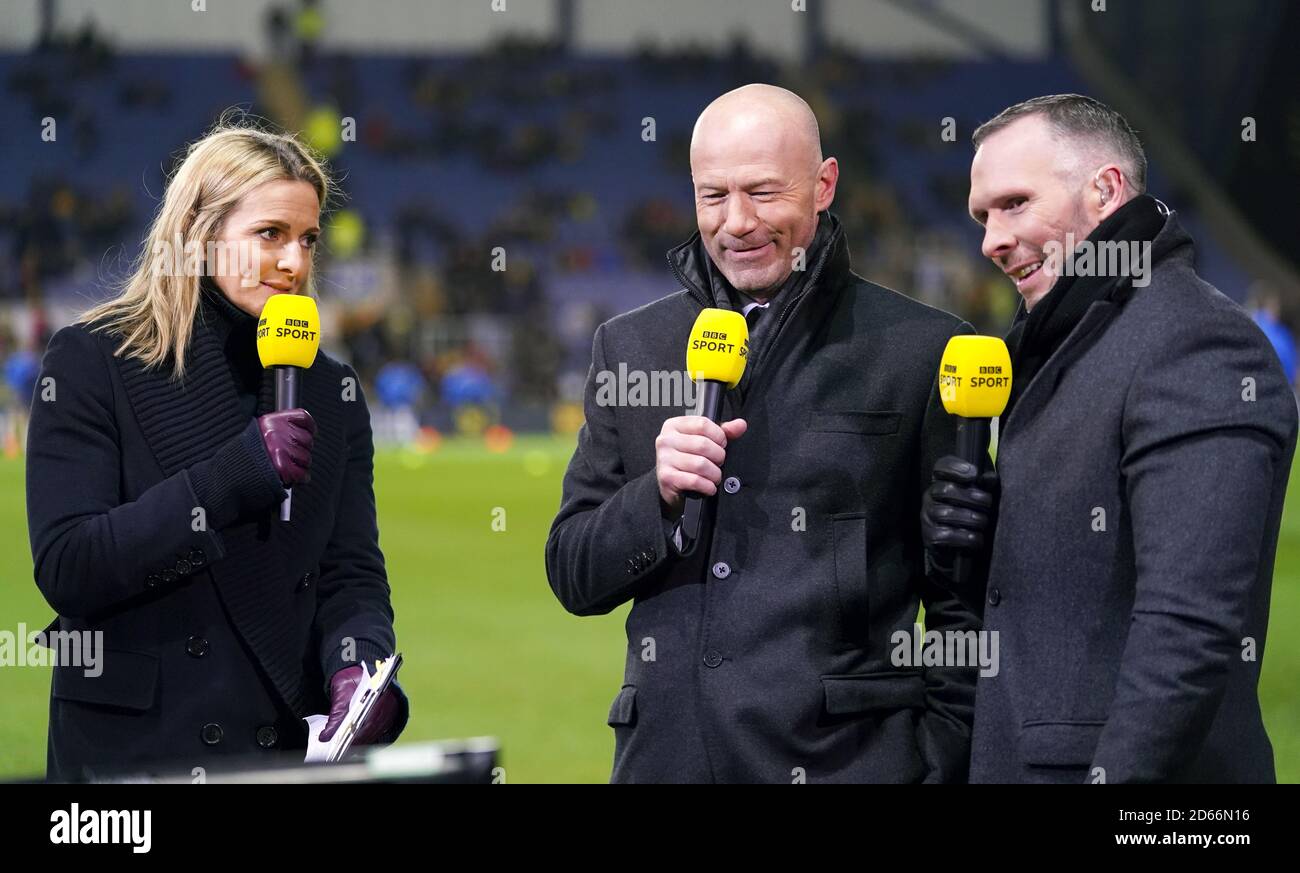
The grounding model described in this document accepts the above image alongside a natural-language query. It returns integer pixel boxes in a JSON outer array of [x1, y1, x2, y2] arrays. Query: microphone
[[937, 334, 1012, 583], [679, 308, 749, 551], [257, 294, 322, 521]]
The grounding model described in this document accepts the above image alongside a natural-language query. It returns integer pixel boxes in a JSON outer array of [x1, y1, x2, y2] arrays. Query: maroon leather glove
[[257, 408, 316, 486], [319, 665, 401, 747]]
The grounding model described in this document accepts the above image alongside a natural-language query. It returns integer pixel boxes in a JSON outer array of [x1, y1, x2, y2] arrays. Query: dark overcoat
[[547, 215, 981, 782], [27, 297, 407, 781], [971, 213, 1297, 783]]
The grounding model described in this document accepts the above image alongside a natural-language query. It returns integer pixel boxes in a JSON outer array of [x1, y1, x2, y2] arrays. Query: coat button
[[256, 726, 280, 749], [298, 571, 314, 591], [200, 723, 224, 745], [175, 558, 193, 576], [723, 476, 741, 494], [712, 562, 731, 580], [188, 548, 207, 569], [186, 636, 209, 658], [988, 587, 1001, 606], [145, 574, 161, 589], [703, 650, 723, 668]]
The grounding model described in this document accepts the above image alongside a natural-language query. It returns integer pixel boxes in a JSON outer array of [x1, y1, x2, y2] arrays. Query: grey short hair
[[972, 94, 1147, 194]]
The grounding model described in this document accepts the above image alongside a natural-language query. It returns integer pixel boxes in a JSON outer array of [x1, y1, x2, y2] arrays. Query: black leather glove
[[921, 455, 998, 590]]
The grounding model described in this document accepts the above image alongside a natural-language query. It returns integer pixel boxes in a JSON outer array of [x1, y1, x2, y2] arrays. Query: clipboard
[[305, 653, 403, 763]]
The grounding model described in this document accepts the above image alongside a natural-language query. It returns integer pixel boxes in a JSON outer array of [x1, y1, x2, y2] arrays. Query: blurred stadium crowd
[[1, 0, 1295, 450]]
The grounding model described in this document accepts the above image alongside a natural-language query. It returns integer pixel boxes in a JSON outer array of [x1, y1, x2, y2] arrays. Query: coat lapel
[[1000, 299, 1120, 442], [118, 319, 251, 474]]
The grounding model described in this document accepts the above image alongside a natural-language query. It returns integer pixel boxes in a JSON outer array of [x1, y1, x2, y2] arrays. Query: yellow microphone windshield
[[938, 335, 1013, 418], [686, 308, 749, 387], [257, 294, 321, 368]]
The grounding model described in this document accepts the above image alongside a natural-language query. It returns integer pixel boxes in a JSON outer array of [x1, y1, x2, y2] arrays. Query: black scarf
[[198, 277, 263, 417], [1003, 193, 1168, 417]]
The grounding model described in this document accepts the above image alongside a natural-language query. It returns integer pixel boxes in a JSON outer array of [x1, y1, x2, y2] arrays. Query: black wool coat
[[547, 214, 981, 782], [27, 291, 407, 781]]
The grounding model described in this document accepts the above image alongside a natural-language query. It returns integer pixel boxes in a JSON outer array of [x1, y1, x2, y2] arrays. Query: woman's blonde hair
[[82, 112, 334, 380]]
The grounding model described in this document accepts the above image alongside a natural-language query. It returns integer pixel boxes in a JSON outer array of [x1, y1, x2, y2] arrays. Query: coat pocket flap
[[809, 410, 900, 435], [1019, 720, 1105, 767], [821, 671, 926, 715], [607, 685, 638, 727], [51, 648, 159, 712]]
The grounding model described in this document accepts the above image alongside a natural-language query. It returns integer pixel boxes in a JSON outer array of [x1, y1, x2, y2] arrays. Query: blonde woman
[[26, 120, 406, 781]]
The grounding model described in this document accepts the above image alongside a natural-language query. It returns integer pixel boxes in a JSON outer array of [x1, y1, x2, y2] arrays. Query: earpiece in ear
[[1095, 173, 1113, 206]]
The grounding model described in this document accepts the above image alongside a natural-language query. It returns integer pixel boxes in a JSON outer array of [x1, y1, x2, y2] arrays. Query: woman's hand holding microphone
[[257, 408, 317, 486]]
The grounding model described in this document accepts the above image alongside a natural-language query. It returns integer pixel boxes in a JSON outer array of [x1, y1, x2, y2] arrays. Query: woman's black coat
[[26, 290, 407, 781]]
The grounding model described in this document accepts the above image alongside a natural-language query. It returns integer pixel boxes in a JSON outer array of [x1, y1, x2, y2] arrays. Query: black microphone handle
[[955, 417, 990, 471], [679, 380, 726, 548], [275, 365, 299, 411], [952, 417, 991, 585], [274, 366, 300, 521]]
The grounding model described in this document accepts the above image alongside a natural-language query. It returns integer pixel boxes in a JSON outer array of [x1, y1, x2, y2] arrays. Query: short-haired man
[[924, 94, 1297, 783]]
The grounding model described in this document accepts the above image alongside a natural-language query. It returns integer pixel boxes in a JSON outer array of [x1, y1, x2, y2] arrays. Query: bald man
[[547, 84, 980, 783]]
